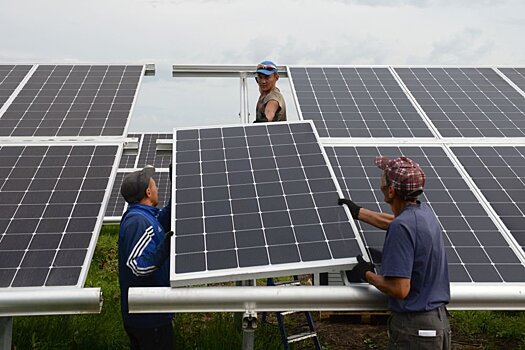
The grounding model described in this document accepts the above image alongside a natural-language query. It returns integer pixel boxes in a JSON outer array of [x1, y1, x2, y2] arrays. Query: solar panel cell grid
[[290, 67, 434, 138], [453, 146, 525, 257], [0, 65, 142, 137], [119, 133, 141, 168], [499, 68, 525, 93], [0, 144, 118, 287], [326, 145, 525, 283], [172, 122, 362, 285], [137, 133, 171, 168], [396, 67, 525, 137], [0, 65, 32, 108]]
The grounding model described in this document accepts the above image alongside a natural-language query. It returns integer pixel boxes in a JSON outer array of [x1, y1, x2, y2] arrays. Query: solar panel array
[[0, 64, 142, 293], [0, 65, 142, 137], [453, 146, 525, 255], [326, 145, 525, 283], [395, 67, 525, 137], [289, 67, 434, 138], [0, 65, 32, 108], [0, 144, 119, 287], [171, 122, 362, 286]]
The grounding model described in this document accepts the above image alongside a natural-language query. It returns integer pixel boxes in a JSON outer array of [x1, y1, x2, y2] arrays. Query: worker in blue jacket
[[118, 165, 173, 349]]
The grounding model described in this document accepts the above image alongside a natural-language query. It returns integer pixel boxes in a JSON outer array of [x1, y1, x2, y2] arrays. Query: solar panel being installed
[[453, 146, 525, 255], [499, 68, 525, 93], [104, 171, 171, 220], [171, 121, 363, 286], [326, 145, 525, 283], [289, 67, 434, 138], [0, 65, 32, 108], [0, 144, 120, 287], [396, 67, 525, 137], [0, 65, 142, 137]]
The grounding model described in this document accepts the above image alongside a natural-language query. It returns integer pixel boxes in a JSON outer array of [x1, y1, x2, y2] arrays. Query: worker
[[254, 60, 287, 122], [118, 165, 174, 349], [340, 156, 451, 349]]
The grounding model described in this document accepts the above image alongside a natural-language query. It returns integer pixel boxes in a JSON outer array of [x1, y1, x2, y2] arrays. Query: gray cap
[[120, 166, 155, 204]]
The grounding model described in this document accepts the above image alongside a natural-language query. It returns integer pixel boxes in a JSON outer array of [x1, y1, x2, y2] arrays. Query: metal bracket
[[242, 310, 257, 330], [144, 64, 155, 76], [242, 311, 257, 350]]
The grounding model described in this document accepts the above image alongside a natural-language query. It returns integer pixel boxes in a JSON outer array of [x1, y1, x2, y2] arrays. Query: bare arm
[[365, 272, 410, 299], [358, 208, 394, 230], [264, 100, 280, 122]]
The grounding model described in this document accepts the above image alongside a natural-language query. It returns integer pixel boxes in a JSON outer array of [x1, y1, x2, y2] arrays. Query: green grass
[[450, 310, 525, 349], [11, 225, 525, 349]]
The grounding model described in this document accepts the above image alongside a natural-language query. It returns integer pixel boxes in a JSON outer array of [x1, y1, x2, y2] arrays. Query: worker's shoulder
[[266, 88, 284, 100], [121, 210, 149, 227]]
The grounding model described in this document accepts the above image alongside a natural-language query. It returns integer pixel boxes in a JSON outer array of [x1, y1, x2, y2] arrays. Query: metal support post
[[0, 317, 13, 350], [239, 72, 251, 124], [241, 311, 257, 350]]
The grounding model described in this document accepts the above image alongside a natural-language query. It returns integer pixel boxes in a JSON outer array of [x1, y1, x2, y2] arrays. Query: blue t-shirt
[[381, 202, 450, 313]]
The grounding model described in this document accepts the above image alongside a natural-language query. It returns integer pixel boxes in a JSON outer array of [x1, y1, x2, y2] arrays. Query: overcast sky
[[1, 0, 524, 132]]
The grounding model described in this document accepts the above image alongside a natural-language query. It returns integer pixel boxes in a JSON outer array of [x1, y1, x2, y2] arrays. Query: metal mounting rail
[[0, 288, 102, 317], [129, 284, 525, 313], [172, 64, 288, 78]]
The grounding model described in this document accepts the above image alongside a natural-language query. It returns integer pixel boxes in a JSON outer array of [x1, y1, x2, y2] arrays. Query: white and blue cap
[[256, 60, 278, 76]]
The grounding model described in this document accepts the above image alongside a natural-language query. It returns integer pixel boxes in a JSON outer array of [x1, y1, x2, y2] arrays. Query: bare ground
[[276, 312, 514, 350]]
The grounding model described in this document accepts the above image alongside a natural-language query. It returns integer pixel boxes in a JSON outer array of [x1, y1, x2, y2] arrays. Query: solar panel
[[0, 65, 32, 108], [0, 65, 143, 137], [104, 170, 171, 220], [289, 67, 434, 138], [171, 121, 364, 286], [104, 172, 127, 219], [119, 133, 141, 168], [0, 144, 120, 287], [326, 145, 525, 283], [453, 146, 525, 256], [136, 133, 171, 168], [499, 68, 525, 93], [395, 67, 525, 137]]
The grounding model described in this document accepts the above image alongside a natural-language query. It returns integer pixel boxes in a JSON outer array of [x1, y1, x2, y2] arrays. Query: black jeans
[[388, 305, 451, 350], [125, 323, 174, 350]]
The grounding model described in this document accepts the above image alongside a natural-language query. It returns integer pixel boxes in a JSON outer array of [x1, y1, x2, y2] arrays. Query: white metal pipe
[[129, 284, 525, 313], [130, 285, 386, 313], [0, 288, 102, 317], [172, 64, 288, 78]]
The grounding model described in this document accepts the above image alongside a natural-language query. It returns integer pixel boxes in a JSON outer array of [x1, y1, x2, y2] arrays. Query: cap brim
[[256, 69, 277, 75]]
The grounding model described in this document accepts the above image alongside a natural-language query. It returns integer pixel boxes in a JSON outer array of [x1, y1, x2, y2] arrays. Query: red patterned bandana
[[375, 156, 425, 199]]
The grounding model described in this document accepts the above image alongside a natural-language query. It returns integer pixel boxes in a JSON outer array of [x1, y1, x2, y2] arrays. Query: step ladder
[[262, 276, 322, 350]]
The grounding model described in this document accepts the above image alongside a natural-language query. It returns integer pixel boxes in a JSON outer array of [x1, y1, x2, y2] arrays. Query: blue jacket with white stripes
[[118, 202, 173, 328]]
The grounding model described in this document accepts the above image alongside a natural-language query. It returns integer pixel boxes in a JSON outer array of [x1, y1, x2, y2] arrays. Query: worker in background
[[118, 165, 174, 349], [254, 60, 287, 123], [339, 156, 451, 349]]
